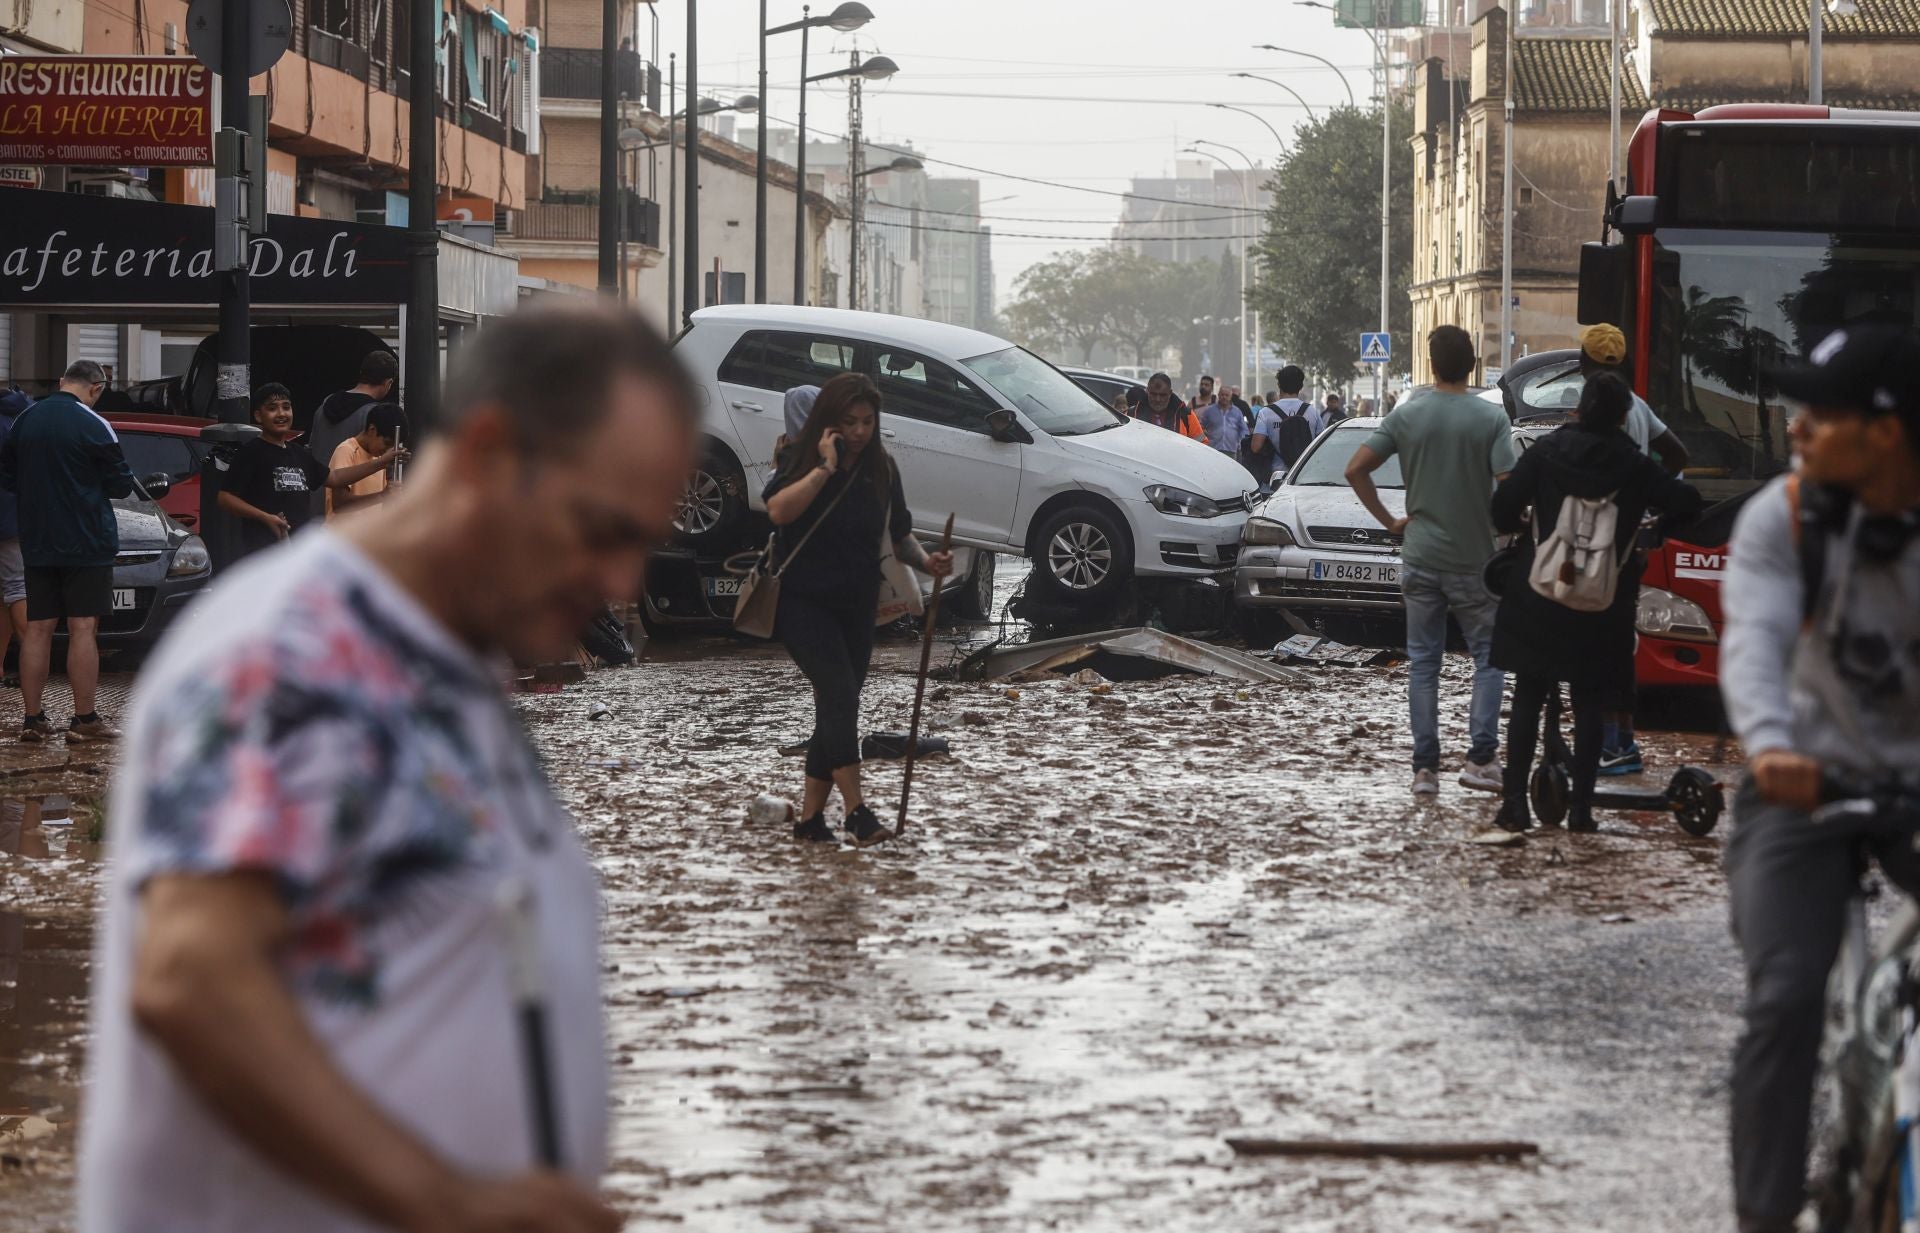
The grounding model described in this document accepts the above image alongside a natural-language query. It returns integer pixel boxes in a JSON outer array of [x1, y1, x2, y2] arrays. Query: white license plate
[[1309, 559, 1398, 586], [705, 577, 743, 598], [111, 588, 136, 611]]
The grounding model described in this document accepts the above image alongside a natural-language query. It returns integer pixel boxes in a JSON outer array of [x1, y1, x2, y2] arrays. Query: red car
[[103, 412, 217, 529]]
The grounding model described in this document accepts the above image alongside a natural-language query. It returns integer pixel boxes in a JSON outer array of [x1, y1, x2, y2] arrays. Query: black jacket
[[1488, 423, 1702, 684], [0, 392, 135, 568]]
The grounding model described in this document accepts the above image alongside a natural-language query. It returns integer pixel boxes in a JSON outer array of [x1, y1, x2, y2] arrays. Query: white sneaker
[[1412, 769, 1440, 797], [1459, 760, 1503, 793]]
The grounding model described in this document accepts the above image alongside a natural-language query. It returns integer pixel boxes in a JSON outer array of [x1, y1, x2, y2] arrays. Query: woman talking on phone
[[765, 372, 953, 847]]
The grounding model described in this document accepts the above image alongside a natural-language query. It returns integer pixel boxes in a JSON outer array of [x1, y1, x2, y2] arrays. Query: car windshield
[[1289, 424, 1404, 489], [963, 347, 1121, 437], [1648, 229, 1920, 502]]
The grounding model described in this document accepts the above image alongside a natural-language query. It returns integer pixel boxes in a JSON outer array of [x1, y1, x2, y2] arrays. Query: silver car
[[1234, 416, 1548, 629]]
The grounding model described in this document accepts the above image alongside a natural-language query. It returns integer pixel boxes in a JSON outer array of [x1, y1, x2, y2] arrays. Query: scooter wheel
[[1669, 767, 1724, 837], [1530, 760, 1570, 827]]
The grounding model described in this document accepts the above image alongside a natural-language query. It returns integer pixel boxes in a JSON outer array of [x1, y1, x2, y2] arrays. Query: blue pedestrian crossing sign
[[1359, 332, 1392, 363]]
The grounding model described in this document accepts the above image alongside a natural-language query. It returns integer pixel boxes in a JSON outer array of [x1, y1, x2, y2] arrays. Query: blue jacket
[[0, 389, 26, 541], [0, 391, 135, 568]]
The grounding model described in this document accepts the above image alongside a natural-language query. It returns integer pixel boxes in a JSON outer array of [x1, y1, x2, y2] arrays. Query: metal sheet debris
[[968, 627, 1309, 684]]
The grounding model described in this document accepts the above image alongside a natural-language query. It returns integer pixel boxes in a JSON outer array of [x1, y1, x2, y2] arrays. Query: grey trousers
[[1725, 778, 1920, 1232]]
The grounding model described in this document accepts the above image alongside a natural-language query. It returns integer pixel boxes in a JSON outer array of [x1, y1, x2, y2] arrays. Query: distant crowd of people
[[1122, 366, 1391, 485]]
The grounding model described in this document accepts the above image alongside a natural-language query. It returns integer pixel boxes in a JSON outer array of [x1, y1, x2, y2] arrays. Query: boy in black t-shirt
[[219, 384, 399, 559]]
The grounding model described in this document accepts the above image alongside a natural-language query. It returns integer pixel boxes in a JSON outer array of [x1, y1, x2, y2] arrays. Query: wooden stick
[[896, 513, 955, 836], [1224, 1138, 1539, 1162]]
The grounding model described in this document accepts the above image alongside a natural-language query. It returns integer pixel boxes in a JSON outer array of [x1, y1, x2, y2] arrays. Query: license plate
[[1309, 559, 1398, 586], [705, 577, 743, 598], [111, 588, 136, 611]]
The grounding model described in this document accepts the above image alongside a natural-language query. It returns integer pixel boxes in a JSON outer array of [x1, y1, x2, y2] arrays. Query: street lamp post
[[1254, 43, 1356, 107], [850, 153, 923, 314], [765, 3, 875, 306], [801, 51, 899, 309], [1232, 72, 1317, 120], [1188, 141, 1254, 395], [1812, 0, 1860, 103], [683, 0, 698, 327], [1207, 102, 1287, 152]]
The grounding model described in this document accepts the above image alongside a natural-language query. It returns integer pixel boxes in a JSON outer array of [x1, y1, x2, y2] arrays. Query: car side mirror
[[139, 472, 172, 500], [986, 408, 1031, 444]]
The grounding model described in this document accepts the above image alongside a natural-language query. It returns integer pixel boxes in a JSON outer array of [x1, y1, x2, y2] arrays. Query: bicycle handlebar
[[1814, 770, 1920, 828]]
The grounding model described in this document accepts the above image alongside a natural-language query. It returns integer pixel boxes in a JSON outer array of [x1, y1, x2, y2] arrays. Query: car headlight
[[1242, 517, 1296, 547], [1636, 585, 1715, 642], [1143, 485, 1222, 518], [169, 535, 212, 577]]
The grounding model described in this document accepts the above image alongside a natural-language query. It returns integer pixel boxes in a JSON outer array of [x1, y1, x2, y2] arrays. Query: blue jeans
[[1400, 564, 1503, 771]]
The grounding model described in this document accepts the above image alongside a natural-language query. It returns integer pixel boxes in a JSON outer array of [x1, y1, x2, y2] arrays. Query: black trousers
[[1725, 780, 1920, 1232], [777, 588, 876, 782], [1502, 673, 1604, 805]]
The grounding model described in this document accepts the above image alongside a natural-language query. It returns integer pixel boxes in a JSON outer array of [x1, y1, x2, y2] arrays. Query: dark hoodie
[[1487, 422, 1701, 684]]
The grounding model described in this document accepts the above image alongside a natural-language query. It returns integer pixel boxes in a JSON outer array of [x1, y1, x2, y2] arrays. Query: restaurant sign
[[1, 188, 410, 306], [0, 56, 213, 166]]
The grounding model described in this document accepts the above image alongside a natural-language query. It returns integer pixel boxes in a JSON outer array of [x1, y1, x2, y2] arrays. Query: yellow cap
[[1581, 323, 1628, 366]]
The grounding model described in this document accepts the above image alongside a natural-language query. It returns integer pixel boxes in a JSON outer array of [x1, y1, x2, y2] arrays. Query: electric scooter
[[1526, 685, 1726, 836]]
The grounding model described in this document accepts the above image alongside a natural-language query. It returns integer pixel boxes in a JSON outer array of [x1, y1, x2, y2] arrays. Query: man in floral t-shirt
[[82, 303, 696, 1233]]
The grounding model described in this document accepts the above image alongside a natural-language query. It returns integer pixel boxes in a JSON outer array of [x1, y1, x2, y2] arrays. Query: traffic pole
[[405, 0, 439, 428], [215, 0, 252, 424]]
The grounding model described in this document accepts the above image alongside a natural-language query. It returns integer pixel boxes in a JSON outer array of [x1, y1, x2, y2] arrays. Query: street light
[[1186, 143, 1254, 394], [762, 3, 877, 305], [1254, 42, 1356, 108], [855, 154, 923, 177], [1233, 72, 1317, 120], [675, 93, 759, 120], [1290, 2, 1392, 402], [810, 52, 900, 310], [1208, 102, 1287, 152], [1812, 0, 1859, 103]]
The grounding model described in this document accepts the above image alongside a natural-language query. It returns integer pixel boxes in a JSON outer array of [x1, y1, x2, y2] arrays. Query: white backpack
[[1528, 491, 1629, 612]]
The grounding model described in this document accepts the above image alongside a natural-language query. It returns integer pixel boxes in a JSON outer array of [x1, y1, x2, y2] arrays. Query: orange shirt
[[325, 437, 387, 518]]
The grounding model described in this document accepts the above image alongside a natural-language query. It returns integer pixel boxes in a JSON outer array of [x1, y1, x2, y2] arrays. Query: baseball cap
[[1580, 323, 1628, 367], [1770, 323, 1920, 422]]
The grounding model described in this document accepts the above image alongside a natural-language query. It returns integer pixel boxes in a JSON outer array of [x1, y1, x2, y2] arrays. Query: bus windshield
[[1647, 229, 1920, 502]]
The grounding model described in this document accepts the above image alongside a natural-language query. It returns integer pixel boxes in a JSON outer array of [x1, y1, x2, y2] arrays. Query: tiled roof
[[1659, 89, 1920, 108], [1513, 37, 1652, 111], [1650, 0, 1920, 37]]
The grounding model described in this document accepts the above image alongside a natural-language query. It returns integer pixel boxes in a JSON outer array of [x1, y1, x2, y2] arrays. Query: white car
[[1234, 416, 1551, 635], [672, 306, 1255, 608]]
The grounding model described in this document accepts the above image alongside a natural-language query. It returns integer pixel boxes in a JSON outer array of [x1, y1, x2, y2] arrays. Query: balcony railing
[[541, 47, 658, 111], [507, 195, 659, 246]]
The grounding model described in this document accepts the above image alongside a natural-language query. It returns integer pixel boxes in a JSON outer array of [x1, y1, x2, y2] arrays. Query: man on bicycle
[[1722, 323, 1920, 1232]]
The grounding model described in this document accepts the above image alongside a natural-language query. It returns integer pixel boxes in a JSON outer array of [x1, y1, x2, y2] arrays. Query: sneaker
[[1411, 769, 1440, 797], [18, 713, 52, 744], [1568, 803, 1599, 833], [65, 714, 121, 744], [1459, 760, 1504, 793], [1597, 743, 1644, 777], [842, 804, 895, 848], [1492, 796, 1533, 834], [792, 813, 837, 844]]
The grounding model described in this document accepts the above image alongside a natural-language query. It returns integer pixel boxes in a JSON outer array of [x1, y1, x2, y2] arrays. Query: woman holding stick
[[765, 373, 952, 847]]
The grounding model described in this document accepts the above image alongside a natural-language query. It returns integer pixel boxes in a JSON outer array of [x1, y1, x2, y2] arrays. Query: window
[[873, 348, 999, 434], [717, 330, 861, 393], [119, 432, 198, 484], [1519, 185, 1535, 206]]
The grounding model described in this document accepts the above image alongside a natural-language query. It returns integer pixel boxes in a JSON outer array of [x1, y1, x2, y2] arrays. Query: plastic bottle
[[747, 794, 795, 827]]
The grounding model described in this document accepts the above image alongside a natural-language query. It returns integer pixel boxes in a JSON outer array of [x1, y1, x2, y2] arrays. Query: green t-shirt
[[1362, 391, 1517, 575]]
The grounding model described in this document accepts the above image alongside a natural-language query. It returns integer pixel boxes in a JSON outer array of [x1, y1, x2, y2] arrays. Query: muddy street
[[0, 587, 1746, 1231]]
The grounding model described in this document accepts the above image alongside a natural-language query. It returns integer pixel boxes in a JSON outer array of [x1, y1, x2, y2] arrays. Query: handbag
[[731, 469, 856, 639], [875, 522, 927, 627]]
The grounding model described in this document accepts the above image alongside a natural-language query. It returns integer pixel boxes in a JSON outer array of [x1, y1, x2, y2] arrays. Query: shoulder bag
[[732, 470, 856, 639]]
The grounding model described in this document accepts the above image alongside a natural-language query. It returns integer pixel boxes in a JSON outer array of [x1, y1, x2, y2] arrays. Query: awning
[[521, 29, 538, 49], [485, 7, 510, 34]]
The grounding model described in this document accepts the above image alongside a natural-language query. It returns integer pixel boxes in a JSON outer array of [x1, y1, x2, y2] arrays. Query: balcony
[[507, 195, 659, 247], [542, 48, 659, 112]]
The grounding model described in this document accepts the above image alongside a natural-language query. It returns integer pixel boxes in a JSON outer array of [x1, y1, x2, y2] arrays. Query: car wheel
[[947, 551, 996, 622], [1028, 503, 1133, 608], [675, 448, 745, 547]]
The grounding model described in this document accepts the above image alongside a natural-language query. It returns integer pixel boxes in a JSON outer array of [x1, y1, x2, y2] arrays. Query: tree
[[1003, 248, 1192, 370], [1003, 251, 1106, 364], [1249, 105, 1414, 389]]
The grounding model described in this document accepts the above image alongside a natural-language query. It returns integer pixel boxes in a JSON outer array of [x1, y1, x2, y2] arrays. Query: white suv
[[672, 306, 1255, 607]]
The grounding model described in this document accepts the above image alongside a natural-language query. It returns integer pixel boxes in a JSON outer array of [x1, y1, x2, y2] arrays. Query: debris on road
[[861, 732, 952, 760], [746, 794, 794, 826], [1224, 1137, 1541, 1162], [962, 627, 1310, 685], [1268, 634, 1405, 668]]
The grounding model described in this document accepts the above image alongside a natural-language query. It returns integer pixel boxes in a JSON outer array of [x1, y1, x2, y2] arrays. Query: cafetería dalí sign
[[2, 187, 410, 306], [0, 56, 213, 166]]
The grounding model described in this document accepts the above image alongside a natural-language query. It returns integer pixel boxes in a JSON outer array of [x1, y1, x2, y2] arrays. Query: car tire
[[947, 551, 997, 622], [1027, 503, 1133, 608], [675, 447, 746, 548]]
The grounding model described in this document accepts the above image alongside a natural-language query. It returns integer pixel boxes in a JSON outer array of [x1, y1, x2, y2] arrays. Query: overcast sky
[[641, 0, 1382, 306]]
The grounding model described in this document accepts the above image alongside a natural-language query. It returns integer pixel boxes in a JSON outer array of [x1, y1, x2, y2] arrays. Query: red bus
[[1575, 103, 1920, 688]]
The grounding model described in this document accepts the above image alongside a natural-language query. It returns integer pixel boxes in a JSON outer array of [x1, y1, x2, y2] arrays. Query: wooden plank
[[1224, 1138, 1540, 1162]]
